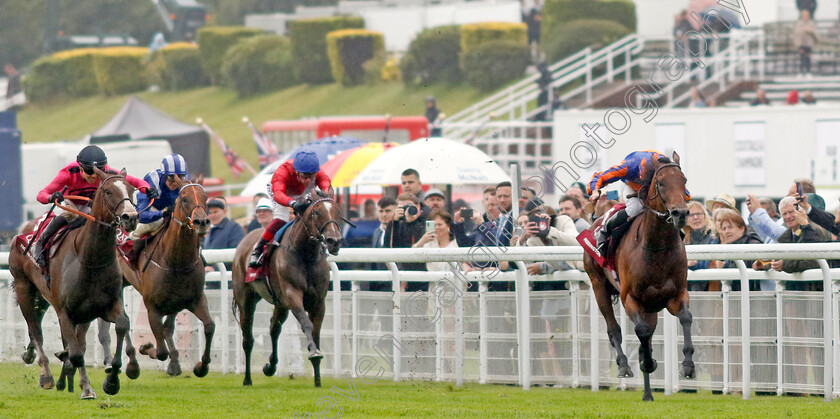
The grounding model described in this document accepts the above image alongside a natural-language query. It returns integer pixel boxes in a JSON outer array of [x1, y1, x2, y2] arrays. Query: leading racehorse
[[10, 168, 139, 399], [120, 176, 214, 377], [232, 188, 343, 388], [583, 152, 695, 401]]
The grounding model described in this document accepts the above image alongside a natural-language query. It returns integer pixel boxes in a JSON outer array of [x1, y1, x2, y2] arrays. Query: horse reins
[[54, 175, 137, 228], [301, 197, 342, 246]]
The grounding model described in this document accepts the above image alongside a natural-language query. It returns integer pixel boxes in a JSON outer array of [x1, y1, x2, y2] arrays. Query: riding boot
[[597, 209, 629, 254], [33, 216, 69, 268], [249, 238, 270, 268], [129, 237, 148, 264]]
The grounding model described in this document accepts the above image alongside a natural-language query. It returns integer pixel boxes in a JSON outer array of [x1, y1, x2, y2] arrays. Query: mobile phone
[[425, 220, 435, 234], [606, 190, 619, 201], [529, 214, 549, 238], [460, 208, 474, 219], [796, 182, 803, 197]]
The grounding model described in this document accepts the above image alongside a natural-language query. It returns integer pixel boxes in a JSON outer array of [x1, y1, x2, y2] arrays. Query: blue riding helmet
[[161, 154, 189, 176], [293, 150, 320, 174]]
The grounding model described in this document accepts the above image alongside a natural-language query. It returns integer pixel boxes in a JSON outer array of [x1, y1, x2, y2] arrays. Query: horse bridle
[[642, 162, 685, 224], [301, 197, 342, 245], [99, 175, 137, 229], [170, 183, 208, 231]]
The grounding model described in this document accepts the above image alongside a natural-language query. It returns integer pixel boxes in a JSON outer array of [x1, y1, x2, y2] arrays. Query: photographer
[[385, 193, 427, 290]]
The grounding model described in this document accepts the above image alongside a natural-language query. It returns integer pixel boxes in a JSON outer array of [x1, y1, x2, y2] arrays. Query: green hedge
[[197, 26, 263, 84], [460, 22, 527, 53], [222, 35, 296, 97], [147, 43, 209, 90], [289, 16, 365, 84], [92, 48, 148, 95], [401, 25, 462, 85], [461, 40, 530, 91], [543, 19, 632, 63], [326, 29, 385, 86], [543, 0, 636, 35]]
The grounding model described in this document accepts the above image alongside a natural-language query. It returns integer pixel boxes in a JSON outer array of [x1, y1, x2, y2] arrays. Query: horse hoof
[[309, 350, 323, 360], [167, 362, 181, 376], [263, 363, 276, 377], [243, 377, 252, 386], [618, 366, 634, 378], [21, 350, 36, 365], [683, 366, 696, 379], [314, 379, 322, 388], [40, 374, 55, 390], [157, 351, 170, 362], [102, 376, 120, 395], [193, 362, 209, 378], [126, 360, 140, 380], [640, 359, 657, 374], [642, 392, 654, 402], [56, 377, 66, 392], [103, 355, 114, 367], [81, 388, 96, 400], [138, 342, 154, 357]]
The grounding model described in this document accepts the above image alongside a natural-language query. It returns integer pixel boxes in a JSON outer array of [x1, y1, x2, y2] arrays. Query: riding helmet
[[161, 153, 189, 176], [76, 145, 108, 169], [293, 150, 320, 174]]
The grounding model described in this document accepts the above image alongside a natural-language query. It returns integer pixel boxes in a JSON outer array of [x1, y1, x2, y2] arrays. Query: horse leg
[[591, 273, 632, 378], [102, 308, 129, 396], [15, 280, 54, 389], [65, 320, 95, 400], [122, 322, 140, 380], [308, 299, 327, 389], [667, 291, 695, 379], [163, 315, 181, 376], [21, 298, 47, 365], [238, 290, 259, 386], [625, 296, 658, 402], [97, 318, 113, 367], [286, 289, 323, 387], [139, 308, 169, 361], [190, 294, 216, 378], [264, 305, 289, 377]]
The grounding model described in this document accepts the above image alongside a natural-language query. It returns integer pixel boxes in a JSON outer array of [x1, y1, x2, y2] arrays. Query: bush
[[197, 26, 263, 84], [460, 22, 527, 53], [401, 25, 461, 85], [91, 47, 149, 95], [289, 16, 365, 84], [380, 55, 401, 82], [461, 40, 530, 91], [543, 19, 632, 63], [326, 29, 385, 86], [221, 35, 296, 97], [147, 43, 209, 90], [543, 0, 636, 35], [25, 49, 99, 101]]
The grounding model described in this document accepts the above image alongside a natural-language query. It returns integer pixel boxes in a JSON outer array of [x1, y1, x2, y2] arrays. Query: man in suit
[[493, 181, 515, 247], [366, 196, 396, 291]]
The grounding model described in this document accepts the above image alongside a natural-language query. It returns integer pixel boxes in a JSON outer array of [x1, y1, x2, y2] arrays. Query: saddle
[[15, 213, 74, 267], [577, 203, 627, 271], [246, 219, 296, 283]]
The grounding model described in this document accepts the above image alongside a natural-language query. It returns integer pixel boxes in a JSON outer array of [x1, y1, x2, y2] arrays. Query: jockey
[[248, 150, 332, 268], [128, 154, 190, 254], [32, 145, 155, 266], [588, 150, 690, 252]]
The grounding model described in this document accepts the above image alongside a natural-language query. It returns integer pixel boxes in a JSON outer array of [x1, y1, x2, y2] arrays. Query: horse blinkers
[[177, 184, 210, 235]]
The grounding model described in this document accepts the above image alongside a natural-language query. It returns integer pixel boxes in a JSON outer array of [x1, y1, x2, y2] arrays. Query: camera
[[529, 214, 550, 238], [606, 190, 619, 201], [401, 205, 418, 219], [460, 208, 474, 219]]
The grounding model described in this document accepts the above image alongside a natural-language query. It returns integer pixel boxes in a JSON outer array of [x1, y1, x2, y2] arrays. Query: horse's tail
[[231, 294, 239, 324]]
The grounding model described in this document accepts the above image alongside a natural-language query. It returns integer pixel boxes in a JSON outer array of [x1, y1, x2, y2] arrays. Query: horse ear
[[196, 174, 205, 186], [672, 151, 680, 166], [94, 166, 108, 179]]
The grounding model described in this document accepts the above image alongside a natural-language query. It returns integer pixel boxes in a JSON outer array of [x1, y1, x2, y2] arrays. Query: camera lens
[[406, 205, 418, 216]]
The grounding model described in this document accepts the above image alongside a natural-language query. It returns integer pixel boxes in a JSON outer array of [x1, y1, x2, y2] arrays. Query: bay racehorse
[[583, 152, 695, 401], [10, 168, 139, 399], [232, 188, 343, 387], [120, 176, 214, 377]]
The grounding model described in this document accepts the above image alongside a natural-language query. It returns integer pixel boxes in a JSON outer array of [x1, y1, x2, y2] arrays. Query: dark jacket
[[778, 223, 833, 291], [204, 217, 246, 250], [806, 205, 840, 235], [247, 217, 262, 233], [385, 215, 426, 271]]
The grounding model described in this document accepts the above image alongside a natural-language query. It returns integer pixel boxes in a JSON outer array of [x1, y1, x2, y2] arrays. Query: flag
[[246, 119, 280, 169], [200, 121, 257, 179]]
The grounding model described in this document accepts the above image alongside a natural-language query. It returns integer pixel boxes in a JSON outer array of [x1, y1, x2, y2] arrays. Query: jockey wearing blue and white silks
[[129, 154, 190, 240]]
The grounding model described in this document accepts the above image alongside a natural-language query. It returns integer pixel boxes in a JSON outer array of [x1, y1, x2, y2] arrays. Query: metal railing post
[[775, 279, 785, 396], [571, 280, 580, 388], [735, 260, 750, 399], [515, 261, 531, 390], [479, 280, 488, 384], [219, 263, 230, 374], [590, 285, 600, 391], [722, 280, 731, 394], [352, 280, 359, 377], [387, 262, 402, 381], [455, 272, 465, 387], [330, 262, 342, 377], [818, 259, 833, 402]]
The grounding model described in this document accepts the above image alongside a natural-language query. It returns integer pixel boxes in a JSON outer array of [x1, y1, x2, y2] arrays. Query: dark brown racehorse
[[120, 177, 213, 377], [10, 168, 139, 399], [583, 152, 695, 402], [232, 189, 343, 388]]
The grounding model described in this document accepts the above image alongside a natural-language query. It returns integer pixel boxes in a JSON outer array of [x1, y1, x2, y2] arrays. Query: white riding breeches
[[625, 196, 643, 218], [272, 204, 290, 222], [129, 217, 166, 240]]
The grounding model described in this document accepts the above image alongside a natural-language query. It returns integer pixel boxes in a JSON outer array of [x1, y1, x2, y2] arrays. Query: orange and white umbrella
[[322, 142, 399, 188]]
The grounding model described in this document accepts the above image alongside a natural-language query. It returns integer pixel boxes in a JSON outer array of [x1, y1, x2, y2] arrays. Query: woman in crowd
[[413, 209, 459, 271], [707, 208, 763, 291]]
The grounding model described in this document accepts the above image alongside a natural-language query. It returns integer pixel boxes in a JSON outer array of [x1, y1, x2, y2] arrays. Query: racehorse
[[10, 168, 139, 399], [119, 176, 213, 377], [582, 152, 695, 402], [232, 188, 343, 388]]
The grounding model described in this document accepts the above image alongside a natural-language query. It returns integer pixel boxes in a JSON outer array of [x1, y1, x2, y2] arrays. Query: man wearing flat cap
[[204, 198, 246, 271]]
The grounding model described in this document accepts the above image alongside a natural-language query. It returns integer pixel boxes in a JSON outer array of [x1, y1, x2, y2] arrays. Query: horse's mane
[[639, 156, 673, 200], [295, 182, 329, 202]]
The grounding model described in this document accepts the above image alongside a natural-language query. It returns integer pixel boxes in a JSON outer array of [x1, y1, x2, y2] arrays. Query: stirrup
[[248, 249, 265, 269]]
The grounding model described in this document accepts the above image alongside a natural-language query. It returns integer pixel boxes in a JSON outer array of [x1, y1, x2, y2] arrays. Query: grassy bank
[[17, 83, 487, 184]]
